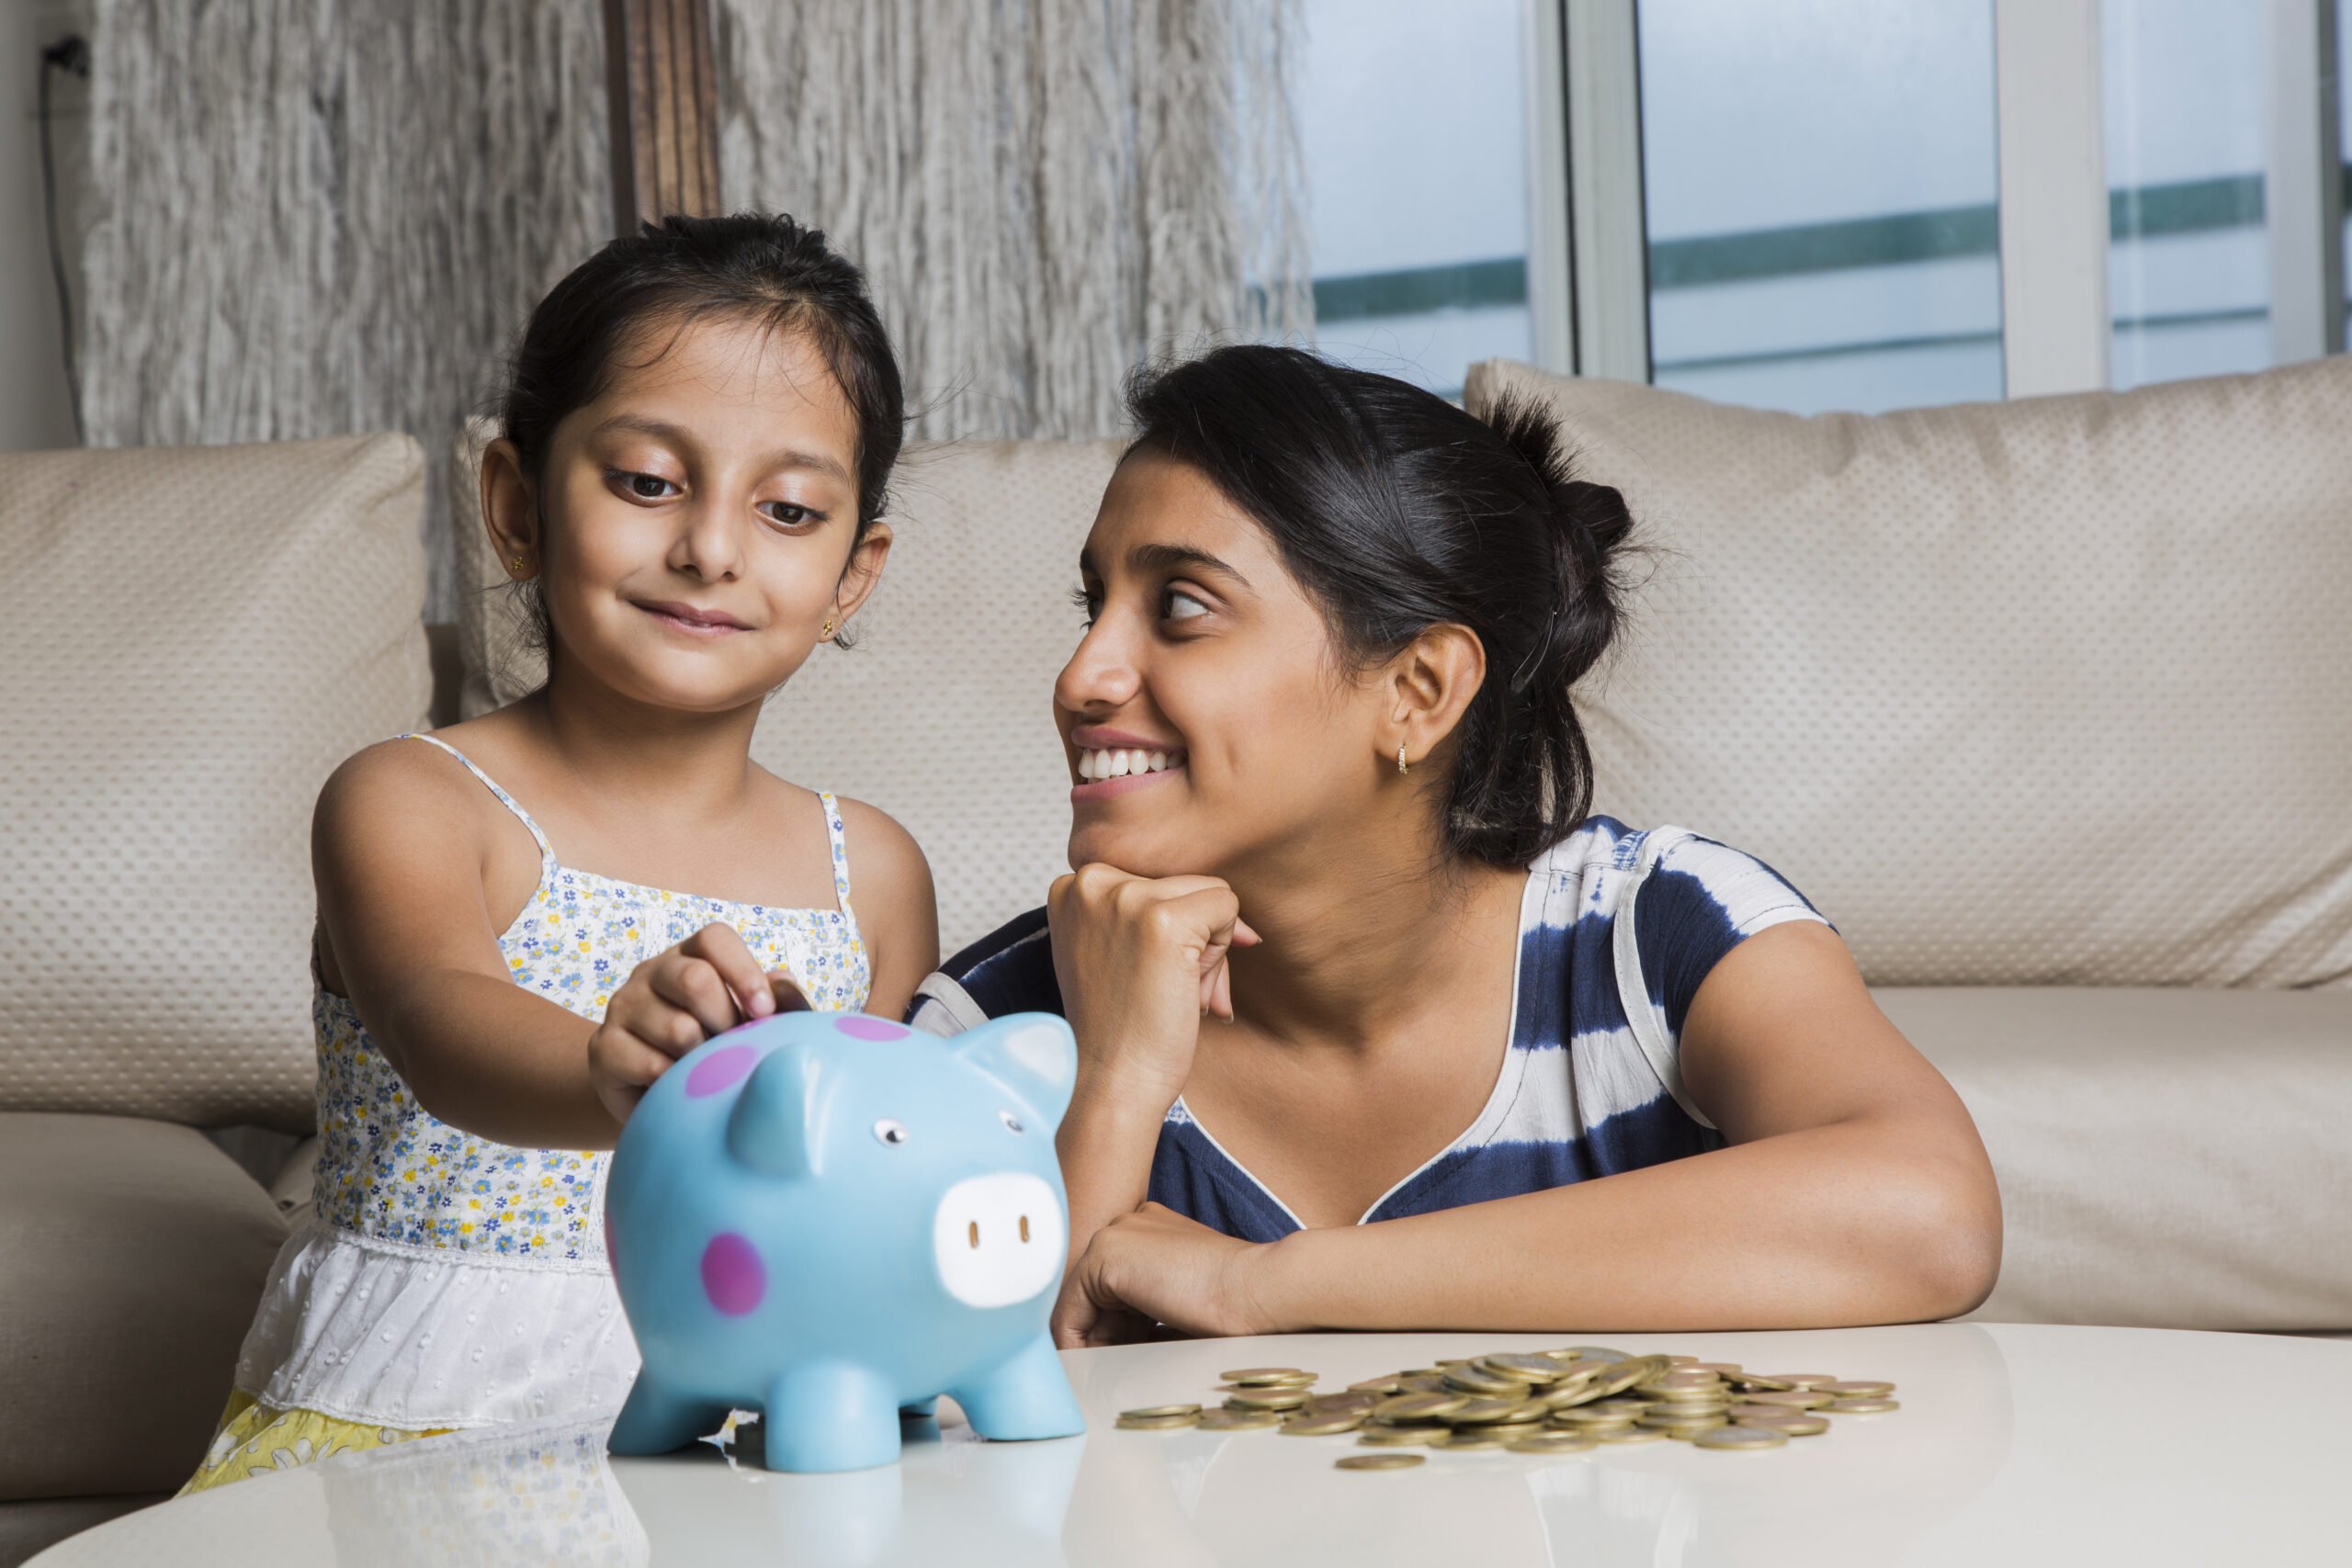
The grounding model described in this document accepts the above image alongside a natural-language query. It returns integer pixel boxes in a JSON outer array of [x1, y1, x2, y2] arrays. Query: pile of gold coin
[[1114, 1348, 1899, 1471]]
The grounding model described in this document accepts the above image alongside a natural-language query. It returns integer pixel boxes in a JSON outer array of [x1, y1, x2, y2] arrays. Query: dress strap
[[396, 733, 558, 871], [816, 791, 854, 916]]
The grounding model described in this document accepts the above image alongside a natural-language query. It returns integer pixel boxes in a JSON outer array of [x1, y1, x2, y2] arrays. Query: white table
[[36, 1323, 2348, 1566]]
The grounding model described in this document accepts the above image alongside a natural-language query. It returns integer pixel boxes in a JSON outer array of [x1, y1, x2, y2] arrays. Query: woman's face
[[506, 316, 886, 715], [1056, 451, 1391, 878]]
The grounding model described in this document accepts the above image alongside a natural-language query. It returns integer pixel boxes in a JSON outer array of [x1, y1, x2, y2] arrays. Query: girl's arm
[[1056, 922, 2001, 1340], [315, 744, 780, 1148], [835, 799, 940, 1021]]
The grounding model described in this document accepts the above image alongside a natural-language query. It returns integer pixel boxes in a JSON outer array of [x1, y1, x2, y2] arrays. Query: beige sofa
[[5, 359, 2347, 1563]]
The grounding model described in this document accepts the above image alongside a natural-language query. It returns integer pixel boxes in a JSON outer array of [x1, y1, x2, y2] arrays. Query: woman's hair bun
[[1479, 392, 1638, 693]]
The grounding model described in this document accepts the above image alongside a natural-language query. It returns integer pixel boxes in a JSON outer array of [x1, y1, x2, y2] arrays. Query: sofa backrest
[[455, 433, 1121, 954], [0, 434, 433, 1130], [1465, 356, 2352, 988]]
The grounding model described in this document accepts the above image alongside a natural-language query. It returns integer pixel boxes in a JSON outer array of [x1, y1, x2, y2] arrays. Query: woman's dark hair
[[496, 211, 904, 660], [1125, 344, 1637, 867]]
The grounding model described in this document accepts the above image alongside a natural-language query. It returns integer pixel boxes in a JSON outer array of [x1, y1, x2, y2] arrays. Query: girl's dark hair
[[497, 212, 904, 660], [1125, 344, 1637, 867]]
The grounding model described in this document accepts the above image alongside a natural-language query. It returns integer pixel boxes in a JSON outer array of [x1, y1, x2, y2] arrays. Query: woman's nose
[[1055, 620, 1142, 715]]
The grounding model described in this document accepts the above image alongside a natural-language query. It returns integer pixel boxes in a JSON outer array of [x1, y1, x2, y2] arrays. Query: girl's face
[[488, 315, 886, 715], [1056, 451, 1395, 878]]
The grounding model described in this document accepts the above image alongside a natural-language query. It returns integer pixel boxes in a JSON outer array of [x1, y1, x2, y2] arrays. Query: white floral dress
[[186, 732, 871, 1492]]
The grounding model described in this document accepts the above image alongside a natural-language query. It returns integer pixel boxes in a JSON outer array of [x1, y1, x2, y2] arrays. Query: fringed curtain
[[77, 0, 1310, 615]]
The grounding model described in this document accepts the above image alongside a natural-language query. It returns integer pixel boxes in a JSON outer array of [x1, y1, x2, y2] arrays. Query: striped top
[[907, 818, 1826, 1242]]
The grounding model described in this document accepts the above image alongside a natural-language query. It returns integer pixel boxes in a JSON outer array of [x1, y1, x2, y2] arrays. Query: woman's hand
[[1051, 1201, 1289, 1348], [1046, 864, 1260, 1112], [587, 922, 808, 1124]]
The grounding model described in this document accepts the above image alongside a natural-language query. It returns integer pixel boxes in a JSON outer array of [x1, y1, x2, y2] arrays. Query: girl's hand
[[587, 922, 807, 1124], [1050, 1201, 1286, 1348], [1046, 864, 1261, 1112]]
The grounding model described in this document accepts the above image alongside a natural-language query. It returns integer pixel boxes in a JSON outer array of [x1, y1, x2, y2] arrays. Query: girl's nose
[[1054, 620, 1142, 716], [668, 499, 744, 581]]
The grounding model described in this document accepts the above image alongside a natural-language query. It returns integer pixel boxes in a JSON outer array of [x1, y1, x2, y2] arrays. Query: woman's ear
[[480, 437, 538, 580], [829, 518, 895, 631], [1386, 623, 1487, 771]]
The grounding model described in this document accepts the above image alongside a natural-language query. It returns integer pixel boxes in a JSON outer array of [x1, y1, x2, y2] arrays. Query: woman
[[910, 344, 2000, 1345]]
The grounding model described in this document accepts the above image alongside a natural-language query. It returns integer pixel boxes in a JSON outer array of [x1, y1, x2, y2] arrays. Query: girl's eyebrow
[[590, 414, 851, 483]]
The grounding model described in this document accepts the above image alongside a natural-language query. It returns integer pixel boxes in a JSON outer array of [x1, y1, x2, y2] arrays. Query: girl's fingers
[[679, 922, 774, 1021], [647, 956, 741, 1041], [764, 969, 814, 1013]]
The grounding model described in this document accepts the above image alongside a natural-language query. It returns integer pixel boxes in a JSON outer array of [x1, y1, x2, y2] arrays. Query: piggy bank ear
[[954, 1013, 1077, 1132], [726, 1042, 831, 1179]]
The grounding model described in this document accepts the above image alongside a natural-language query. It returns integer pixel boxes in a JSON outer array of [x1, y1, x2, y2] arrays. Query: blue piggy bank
[[603, 1010, 1086, 1472]]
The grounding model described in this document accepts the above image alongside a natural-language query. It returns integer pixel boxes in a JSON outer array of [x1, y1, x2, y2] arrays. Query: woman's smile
[[1069, 725, 1187, 799]]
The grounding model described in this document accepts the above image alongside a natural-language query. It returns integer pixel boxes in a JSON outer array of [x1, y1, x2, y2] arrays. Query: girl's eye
[[760, 502, 820, 528], [616, 470, 676, 501], [1164, 588, 1210, 622]]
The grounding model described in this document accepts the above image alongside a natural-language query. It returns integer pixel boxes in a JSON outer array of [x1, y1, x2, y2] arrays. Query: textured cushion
[[1465, 358, 2352, 987], [1879, 987, 2352, 1329], [0, 1114, 290, 1501], [0, 435, 431, 1129], [457, 434, 1122, 952]]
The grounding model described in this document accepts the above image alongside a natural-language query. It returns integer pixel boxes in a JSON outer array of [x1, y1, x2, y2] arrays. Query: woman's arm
[[317, 744, 785, 1147], [836, 798, 940, 1021], [1057, 922, 2000, 1339]]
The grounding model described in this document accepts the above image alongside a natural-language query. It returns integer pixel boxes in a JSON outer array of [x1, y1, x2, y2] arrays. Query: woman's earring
[[510, 555, 526, 574], [1397, 742, 1409, 776]]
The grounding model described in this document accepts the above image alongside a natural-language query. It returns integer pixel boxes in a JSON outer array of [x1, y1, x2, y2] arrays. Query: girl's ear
[[480, 437, 538, 581], [829, 518, 895, 629]]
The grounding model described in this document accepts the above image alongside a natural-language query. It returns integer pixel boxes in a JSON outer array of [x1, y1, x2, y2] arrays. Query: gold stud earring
[[1397, 743, 1409, 776], [510, 555, 526, 573], [820, 616, 835, 640]]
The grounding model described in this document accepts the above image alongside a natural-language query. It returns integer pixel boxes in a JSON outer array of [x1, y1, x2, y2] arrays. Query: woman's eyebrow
[[1126, 542, 1251, 590], [590, 414, 850, 482]]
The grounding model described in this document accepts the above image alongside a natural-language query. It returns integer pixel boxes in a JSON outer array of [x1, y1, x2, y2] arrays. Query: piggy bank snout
[[931, 1172, 1066, 1309]]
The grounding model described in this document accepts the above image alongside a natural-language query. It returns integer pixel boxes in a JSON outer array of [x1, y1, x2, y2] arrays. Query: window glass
[[2103, 0, 2270, 389], [1296, 0, 1533, 397], [1636, 0, 2003, 414]]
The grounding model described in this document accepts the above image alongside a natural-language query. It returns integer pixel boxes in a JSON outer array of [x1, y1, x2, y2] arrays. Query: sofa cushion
[[455, 433, 1122, 953], [1878, 987, 2352, 1329], [0, 1114, 290, 1502], [1466, 358, 2352, 988], [0, 435, 432, 1129]]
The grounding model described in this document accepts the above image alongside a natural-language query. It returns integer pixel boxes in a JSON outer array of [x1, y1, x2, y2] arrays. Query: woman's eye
[[616, 470, 676, 501], [1069, 585, 1100, 626], [1164, 588, 1209, 622]]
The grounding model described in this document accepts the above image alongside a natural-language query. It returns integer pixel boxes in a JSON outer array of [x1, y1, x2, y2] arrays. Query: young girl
[[185, 213, 938, 1491], [913, 344, 2002, 1344]]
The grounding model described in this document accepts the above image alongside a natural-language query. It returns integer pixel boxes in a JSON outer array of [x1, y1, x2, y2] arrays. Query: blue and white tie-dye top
[[906, 818, 1827, 1243]]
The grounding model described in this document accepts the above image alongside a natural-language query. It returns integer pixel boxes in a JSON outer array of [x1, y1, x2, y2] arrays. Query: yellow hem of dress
[[177, 1390, 453, 1495]]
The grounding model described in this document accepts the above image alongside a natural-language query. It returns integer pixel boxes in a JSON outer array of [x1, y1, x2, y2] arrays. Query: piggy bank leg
[[899, 1397, 939, 1419], [949, 1331, 1085, 1442], [607, 1370, 729, 1456], [761, 1361, 901, 1473]]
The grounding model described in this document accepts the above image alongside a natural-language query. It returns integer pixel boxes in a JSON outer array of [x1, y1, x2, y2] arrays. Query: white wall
[[2, 0, 85, 452]]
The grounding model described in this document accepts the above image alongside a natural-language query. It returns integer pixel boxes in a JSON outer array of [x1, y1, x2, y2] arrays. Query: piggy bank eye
[[998, 1110, 1025, 1135], [872, 1118, 910, 1146]]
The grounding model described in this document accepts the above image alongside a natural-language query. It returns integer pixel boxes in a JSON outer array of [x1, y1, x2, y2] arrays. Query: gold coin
[[1550, 1407, 1637, 1428], [1225, 1386, 1309, 1411], [1479, 1353, 1571, 1383], [1739, 1389, 1831, 1410], [1442, 1370, 1527, 1397], [1447, 1397, 1535, 1425], [1663, 1355, 1702, 1366], [1819, 1381, 1894, 1398], [1595, 1427, 1668, 1445], [1694, 1424, 1787, 1450], [1750, 1372, 1837, 1389], [1396, 1374, 1452, 1395], [1304, 1392, 1381, 1417], [1537, 1348, 1589, 1362], [1731, 1374, 1796, 1392], [1581, 1356, 1667, 1399], [1687, 1362, 1743, 1377], [1115, 1413, 1198, 1430], [1507, 1431, 1599, 1455], [1646, 1373, 1727, 1397], [1282, 1412, 1367, 1437], [1349, 1376, 1406, 1394], [1356, 1426, 1437, 1448], [1432, 1429, 1510, 1450], [1195, 1409, 1283, 1431], [1375, 1393, 1468, 1421], [1733, 1413, 1827, 1437], [1221, 1367, 1310, 1385], [1532, 1378, 1611, 1411], [1119, 1404, 1202, 1420], [1825, 1396, 1900, 1414], [1561, 1346, 1633, 1362], [1336, 1452, 1425, 1471]]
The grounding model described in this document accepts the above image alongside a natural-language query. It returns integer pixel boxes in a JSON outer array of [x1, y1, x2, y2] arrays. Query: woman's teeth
[[1076, 748, 1180, 782]]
